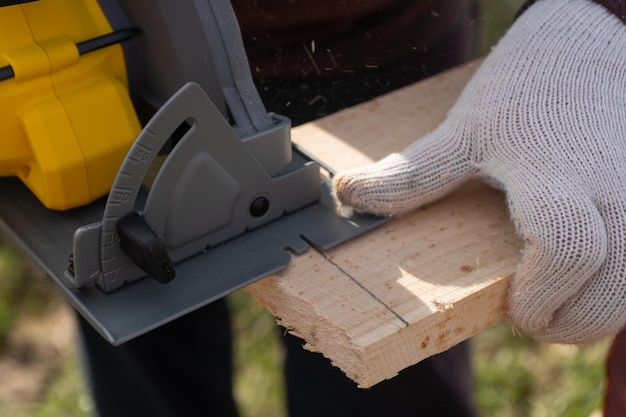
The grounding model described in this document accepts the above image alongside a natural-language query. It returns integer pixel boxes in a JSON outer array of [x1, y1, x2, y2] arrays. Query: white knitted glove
[[332, 0, 626, 344]]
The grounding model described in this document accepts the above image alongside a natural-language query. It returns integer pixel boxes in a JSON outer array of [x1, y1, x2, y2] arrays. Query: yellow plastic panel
[[0, 6, 53, 176], [19, 96, 90, 209], [37, 36, 79, 73], [0, 6, 34, 65], [3, 42, 50, 81], [59, 77, 140, 203], [0, 0, 140, 210]]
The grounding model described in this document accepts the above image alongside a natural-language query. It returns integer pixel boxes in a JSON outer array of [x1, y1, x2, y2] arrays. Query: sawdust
[[431, 299, 454, 312]]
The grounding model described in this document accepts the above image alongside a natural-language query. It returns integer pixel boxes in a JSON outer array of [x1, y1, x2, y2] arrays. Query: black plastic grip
[[116, 212, 175, 284]]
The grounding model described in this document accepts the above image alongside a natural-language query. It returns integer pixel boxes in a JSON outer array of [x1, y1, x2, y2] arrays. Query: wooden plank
[[246, 60, 524, 388]]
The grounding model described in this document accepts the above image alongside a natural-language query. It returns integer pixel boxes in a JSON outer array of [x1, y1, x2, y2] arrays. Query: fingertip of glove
[[331, 174, 355, 218], [336, 203, 355, 219]]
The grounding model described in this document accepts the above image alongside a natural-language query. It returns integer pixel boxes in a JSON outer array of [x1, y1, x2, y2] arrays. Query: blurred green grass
[[478, 0, 525, 55], [0, 1, 611, 416], [474, 322, 609, 417]]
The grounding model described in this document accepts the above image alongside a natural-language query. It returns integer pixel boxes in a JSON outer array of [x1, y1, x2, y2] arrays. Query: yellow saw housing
[[0, 0, 140, 210]]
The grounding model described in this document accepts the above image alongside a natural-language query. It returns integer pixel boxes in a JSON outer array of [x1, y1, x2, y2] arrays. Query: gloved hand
[[332, 0, 626, 344]]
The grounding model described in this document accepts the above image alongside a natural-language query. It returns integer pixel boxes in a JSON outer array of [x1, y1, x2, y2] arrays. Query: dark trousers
[[78, 300, 477, 417], [77, 299, 239, 417], [283, 333, 476, 417]]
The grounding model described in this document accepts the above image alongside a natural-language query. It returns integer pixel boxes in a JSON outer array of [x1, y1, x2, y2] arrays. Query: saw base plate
[[0, 175, 385, 345]]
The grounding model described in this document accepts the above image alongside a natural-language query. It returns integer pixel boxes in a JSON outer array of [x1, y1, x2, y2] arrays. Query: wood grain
[[246, 60, 524, 388]]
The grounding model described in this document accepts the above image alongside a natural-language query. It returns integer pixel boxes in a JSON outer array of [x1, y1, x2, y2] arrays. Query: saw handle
[[116, 212, 175, 284]]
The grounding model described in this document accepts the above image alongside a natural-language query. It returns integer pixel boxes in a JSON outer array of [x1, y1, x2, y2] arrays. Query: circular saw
[[0, 0, 386, 344]]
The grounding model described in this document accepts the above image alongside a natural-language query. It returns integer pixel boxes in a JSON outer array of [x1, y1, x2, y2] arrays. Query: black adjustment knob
[[116, 212, 176, 284]]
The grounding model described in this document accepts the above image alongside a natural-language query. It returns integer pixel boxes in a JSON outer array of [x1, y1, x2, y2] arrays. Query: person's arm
[[333, 0, 626, 344]]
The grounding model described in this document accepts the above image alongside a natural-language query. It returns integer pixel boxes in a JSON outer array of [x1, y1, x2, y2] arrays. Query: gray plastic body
[[63, 0, 324, 293], [101, 0, 292, 176], [71, 82, 321, 292], [104, 0, 272, 131]]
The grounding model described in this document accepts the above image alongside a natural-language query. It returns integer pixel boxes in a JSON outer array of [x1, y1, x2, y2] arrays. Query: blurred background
[[0, 1, 610, 416]]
